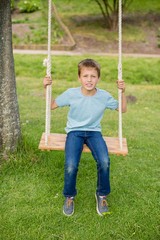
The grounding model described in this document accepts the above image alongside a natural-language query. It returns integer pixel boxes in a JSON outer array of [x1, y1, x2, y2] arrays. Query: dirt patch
[[72, 32, 160, 54], [71, 13, 160, 54], [12, 24, 30, 38], [126, 95, 137, 104]]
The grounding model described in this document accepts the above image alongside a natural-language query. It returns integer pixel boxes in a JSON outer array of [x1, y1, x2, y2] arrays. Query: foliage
[[89, 0, 133, 29], [11, 0, 20, 11], [11, 0, 15, 10], [11, 2, 63, 46], [12, 18, 29, 24], [18, 0, 41, 13], [1, 54, 160, 240], [12, 22, 63, 45]]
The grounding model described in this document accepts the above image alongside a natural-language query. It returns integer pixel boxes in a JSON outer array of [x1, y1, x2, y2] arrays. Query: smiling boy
[[43, 59, 127, 216]]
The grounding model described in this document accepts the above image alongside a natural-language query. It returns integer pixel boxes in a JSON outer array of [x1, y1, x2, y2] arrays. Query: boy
[[43, 59, 127, 216]]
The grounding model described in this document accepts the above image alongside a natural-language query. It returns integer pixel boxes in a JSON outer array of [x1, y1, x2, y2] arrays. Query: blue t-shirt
[[55, 87, 118, 133]]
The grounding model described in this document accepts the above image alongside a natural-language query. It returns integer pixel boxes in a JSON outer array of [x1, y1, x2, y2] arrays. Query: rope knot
[[43, 58, 48, 67]]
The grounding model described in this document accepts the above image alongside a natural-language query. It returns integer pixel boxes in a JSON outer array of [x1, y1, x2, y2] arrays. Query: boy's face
[[78, 67, 100, 95]]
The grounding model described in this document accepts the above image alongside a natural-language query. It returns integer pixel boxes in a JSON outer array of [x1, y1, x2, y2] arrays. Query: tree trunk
[[0, 0, 21, 155], [94, 0, 133, 30]]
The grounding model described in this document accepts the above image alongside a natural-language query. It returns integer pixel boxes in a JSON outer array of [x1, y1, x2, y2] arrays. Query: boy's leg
[[86, 132, 110, 196], [63, 131, 84, 197]]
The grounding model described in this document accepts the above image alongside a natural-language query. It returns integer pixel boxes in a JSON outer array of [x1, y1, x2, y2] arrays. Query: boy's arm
[[117, 80, 127, 113], [43, 76, 59, 110], [51, 99, 58, 110]]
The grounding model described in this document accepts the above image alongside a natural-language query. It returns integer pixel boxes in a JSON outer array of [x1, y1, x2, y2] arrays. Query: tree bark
[[0, 0, 21, 155]]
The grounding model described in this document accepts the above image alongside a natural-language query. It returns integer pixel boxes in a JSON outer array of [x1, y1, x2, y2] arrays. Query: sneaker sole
[[95, 193, 104, 216], [63, 209, 74, 216], [63, 204, 74, 217]]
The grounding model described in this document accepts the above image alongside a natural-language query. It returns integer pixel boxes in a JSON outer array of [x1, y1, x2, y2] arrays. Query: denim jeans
[[63, 131, 110, 197]]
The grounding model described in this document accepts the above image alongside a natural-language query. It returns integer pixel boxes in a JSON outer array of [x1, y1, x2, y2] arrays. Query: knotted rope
[[45, 0, 52, 145], [118, 0, 123, 149]]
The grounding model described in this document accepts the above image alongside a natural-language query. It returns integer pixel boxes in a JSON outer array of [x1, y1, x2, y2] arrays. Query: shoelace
[[67, 197, 73, 207], [100, 197, 108, 207]]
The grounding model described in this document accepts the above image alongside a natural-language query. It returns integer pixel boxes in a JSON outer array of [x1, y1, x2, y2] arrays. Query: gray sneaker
[[95, 193, 109, 216], [63, 197, 74, 216]]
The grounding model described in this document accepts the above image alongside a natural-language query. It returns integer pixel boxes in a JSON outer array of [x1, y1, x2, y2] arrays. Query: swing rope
[[45, 0, 52, 145], [118, 0, 123, 149], [44, 0, 124, 149]]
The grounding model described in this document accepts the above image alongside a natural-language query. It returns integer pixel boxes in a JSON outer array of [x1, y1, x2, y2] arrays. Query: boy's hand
[[117, 80, 125, 93], [43, 76, 52, 88]]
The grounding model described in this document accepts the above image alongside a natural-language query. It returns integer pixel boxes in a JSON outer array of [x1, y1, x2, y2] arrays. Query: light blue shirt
[[55, 87, 118, 133]]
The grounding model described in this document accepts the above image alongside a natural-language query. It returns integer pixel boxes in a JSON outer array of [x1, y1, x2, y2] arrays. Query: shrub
[[18, 0, 40, 13], [11, 0, 15, 10]]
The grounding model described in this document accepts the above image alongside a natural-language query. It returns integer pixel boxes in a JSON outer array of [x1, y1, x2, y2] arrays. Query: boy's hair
[[78, 59, 101, 78]]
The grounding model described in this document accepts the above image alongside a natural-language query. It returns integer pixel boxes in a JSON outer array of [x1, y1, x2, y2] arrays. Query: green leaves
[[18, 1, 41, 13]]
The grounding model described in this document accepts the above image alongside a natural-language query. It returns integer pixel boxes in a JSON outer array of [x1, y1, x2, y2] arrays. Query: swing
[[39, 0, 128, 156]]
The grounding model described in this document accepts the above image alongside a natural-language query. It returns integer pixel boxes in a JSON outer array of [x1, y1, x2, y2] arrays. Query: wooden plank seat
[[39, 133, 128, 156]]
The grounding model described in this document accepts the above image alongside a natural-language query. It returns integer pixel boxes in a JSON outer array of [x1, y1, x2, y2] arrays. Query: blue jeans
[[63, 131, 110, 197]]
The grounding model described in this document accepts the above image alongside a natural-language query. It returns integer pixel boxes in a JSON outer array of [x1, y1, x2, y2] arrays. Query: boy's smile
[[78, 67, 100, 96]]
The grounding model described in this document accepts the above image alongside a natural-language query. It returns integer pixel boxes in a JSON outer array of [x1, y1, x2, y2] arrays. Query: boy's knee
[[65, 163, 78, 175], [100, 157, 110, 170]]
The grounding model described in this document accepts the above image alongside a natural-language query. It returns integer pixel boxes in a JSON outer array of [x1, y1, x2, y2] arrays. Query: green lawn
[[53, 0, 160, 16], [0, 55, 160, 240]]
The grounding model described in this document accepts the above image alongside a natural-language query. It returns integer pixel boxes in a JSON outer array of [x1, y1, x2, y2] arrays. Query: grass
[[128, 0, 160, 13], [0, 54, 160, 239], [14, 55, 160, 84], [53, 0, 160, 16]]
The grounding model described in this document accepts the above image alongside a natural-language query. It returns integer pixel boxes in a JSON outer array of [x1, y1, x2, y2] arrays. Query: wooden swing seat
[[39, 133, 128, 156]]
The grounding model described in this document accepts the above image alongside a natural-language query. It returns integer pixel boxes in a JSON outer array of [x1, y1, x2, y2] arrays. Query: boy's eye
[[83, 75, 96, 77]]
